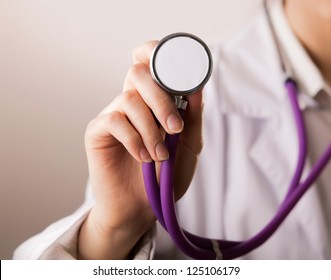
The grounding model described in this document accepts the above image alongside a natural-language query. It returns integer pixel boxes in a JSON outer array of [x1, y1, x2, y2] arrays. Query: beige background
[[0, 0, 261, 259]]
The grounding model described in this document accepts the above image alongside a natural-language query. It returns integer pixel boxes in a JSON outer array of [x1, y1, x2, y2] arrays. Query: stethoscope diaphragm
[[150, 33, 213, 97]]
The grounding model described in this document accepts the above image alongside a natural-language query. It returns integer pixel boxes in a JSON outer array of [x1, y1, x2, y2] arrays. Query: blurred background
[[0, 0, 261, 259]]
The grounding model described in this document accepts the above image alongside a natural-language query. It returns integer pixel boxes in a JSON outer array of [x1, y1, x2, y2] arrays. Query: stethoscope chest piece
[[150, 33, 213, 97]]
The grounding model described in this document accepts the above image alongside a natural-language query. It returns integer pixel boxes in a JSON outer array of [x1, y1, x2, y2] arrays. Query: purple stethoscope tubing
[[142, 78, 331, 260]]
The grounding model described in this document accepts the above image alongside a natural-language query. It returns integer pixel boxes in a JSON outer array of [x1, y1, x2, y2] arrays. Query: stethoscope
[[142, 0, 331, 259]]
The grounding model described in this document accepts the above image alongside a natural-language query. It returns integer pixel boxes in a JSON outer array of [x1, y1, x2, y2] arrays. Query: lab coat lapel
[[249, 95, 298, 201], [247, 94, 329, 256]]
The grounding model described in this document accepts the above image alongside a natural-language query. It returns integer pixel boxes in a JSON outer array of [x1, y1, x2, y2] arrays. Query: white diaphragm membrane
[[151, 34, 212, 95]]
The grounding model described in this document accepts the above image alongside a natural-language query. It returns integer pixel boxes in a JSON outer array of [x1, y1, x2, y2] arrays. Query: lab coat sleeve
[[13, 182, 157, 260], [37, 216, 156, 260]]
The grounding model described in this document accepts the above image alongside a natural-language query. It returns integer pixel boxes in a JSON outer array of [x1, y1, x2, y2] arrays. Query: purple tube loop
[[142, 78, 331, 259]]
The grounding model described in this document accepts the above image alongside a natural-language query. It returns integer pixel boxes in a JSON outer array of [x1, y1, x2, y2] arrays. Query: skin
[[78, 0, 331, 260], [285, 0, 331, 85]]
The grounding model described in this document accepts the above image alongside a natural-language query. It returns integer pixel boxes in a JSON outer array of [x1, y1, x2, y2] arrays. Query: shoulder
[[212, 9, 274, 73], [205, 9, 285, 118]]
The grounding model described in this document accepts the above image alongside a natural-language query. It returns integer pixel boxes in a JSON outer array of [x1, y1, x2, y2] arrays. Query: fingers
[[91, 88, 170, 163], [130, 41, 184, 135], [129, 40, 204, 157], [131, 40, 184, 135], [124, 62, 184, 135], [132, 40, 158, 64], [113, 89, 170, 162], [102, 111, 152, 163]]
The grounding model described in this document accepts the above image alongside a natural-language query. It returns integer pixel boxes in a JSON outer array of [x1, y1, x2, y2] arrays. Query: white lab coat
[[14, 7, 331, 260]]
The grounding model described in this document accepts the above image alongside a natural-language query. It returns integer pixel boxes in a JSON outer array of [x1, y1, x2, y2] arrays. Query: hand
[[78, 40, 204, 259]]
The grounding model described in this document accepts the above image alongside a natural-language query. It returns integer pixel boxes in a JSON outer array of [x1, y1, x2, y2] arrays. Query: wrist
[[78, 207, 154, 260]]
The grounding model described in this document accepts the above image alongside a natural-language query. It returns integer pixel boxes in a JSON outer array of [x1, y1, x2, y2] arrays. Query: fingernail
[[167, 113, 184, 133], [155, 142, 169, 161], [140, 147, 152, 163]]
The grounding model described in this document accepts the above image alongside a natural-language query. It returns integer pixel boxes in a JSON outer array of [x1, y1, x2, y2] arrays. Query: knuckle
[[196, 137, 204, 155], [84, 118, 96, 140], [121, 89, 139, 104], [131, 46, 142, 63], [84, 116, 103, 148], [145, 40, 159, 54], [128, 63, 148, 79], [154, 94, 175, 114], [103, 111, 141, 146], [124, 132, 141, 149], [105, 111, 123, 127], [132, 46, 139, 61], [155, 94, 171, 107], [132, 40, 158, 63]]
